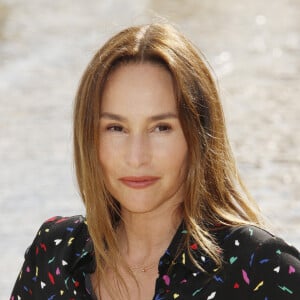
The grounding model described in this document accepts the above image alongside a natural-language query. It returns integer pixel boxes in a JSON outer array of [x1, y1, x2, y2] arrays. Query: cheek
[[98, 139, 106, 169], [98, 138, 115, 175], [158, 138, 188, 175], [174, 139, 188, 176], [174, 152, 188, 180], [99, 134, 122, 158]]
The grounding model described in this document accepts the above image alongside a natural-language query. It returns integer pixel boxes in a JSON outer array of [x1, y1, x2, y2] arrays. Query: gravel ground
[[0, 0, 299, 297]]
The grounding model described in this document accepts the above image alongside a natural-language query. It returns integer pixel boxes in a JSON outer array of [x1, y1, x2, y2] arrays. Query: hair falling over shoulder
[[73, 22, 264, 298]]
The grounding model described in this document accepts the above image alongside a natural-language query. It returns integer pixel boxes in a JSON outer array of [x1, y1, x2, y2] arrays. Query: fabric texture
[[10, 215, 300, 299]]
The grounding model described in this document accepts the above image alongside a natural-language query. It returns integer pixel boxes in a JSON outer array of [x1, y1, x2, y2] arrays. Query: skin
[[96, 62, 188, 299]]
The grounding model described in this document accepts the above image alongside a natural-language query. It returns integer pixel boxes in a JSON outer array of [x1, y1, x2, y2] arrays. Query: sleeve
[[9, 216, 62, 300], [249, 236, 300, 300]]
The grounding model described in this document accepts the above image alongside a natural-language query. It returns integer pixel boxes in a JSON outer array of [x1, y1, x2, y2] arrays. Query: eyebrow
[[100, 112, 178, 122]]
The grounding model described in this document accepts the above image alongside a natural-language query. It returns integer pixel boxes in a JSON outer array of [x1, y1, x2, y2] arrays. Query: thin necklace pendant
[[130, 261, 157, 273]]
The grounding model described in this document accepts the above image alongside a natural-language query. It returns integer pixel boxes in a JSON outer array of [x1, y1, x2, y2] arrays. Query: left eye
[[154, 125, 171, 132]]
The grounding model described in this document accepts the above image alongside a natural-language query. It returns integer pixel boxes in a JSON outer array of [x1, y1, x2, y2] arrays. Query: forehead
[[101, 63, 177, 114]]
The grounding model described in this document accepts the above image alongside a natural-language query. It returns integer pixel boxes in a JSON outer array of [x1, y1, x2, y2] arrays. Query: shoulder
[[29, 215, 89, 252], [25, 215, 93, 272], [10, 216, 94, 298], [216, 225, 300, 299], [34, 215, 88, 242], [218, 224, 300, 260]]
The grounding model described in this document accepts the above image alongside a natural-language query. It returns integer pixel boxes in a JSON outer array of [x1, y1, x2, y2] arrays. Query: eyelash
[[106, 125, 124, 132], [105, 124, 172, 133], [153, 124, 172, 132]]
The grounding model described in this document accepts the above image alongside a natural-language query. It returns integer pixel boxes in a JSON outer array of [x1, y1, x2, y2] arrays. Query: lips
[[119, 176, 160, 189]]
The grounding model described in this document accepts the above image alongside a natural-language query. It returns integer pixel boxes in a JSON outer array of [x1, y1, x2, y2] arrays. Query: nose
[[125, 133, 151, 168]]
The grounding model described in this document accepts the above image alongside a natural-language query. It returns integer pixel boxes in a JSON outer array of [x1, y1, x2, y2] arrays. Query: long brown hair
[[73, 23, 264, 297]]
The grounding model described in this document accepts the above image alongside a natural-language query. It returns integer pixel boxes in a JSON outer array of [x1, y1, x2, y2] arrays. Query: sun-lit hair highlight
[[73, 23, 264, 298]]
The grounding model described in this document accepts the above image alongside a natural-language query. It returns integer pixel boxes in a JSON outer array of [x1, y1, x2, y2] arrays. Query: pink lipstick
[[119, 176, 160, 189]]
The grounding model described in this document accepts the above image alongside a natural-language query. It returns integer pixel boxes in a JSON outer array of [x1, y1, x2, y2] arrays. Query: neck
[[117, 205, 182, 266]]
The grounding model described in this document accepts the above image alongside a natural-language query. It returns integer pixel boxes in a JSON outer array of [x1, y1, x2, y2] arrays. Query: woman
[[10, 23, 300, 300]]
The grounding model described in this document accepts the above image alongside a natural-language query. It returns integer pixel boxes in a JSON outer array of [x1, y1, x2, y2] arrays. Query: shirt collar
[[70, 219, 225, 276], [159, 221, 221, 275], [69, 221, 96, 275]]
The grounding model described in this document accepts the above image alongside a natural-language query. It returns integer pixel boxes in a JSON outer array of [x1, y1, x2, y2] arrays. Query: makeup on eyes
[[101, 122, 174, 134]]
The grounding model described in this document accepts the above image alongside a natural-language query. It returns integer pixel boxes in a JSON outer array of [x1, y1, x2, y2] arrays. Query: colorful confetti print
[[10, 216, 300, 299]]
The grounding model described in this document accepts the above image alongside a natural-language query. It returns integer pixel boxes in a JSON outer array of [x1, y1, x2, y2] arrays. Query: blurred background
[[1, 0, 299, 297]]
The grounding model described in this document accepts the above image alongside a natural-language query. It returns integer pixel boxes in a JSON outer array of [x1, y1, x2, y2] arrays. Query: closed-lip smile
[[119, 176, 160, 189]]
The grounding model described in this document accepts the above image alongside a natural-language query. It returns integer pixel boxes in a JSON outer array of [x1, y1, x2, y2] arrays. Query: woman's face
[[99, 63, 188, 216]]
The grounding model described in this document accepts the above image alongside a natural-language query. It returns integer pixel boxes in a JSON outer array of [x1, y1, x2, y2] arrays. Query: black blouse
[[10, 215, 300, 299]]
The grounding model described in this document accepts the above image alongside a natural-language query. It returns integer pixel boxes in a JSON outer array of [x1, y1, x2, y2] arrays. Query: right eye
[[106, 125, 124, 132]]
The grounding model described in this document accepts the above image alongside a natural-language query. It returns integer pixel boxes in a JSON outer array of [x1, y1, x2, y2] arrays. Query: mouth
[[118, 176, 160, 189]]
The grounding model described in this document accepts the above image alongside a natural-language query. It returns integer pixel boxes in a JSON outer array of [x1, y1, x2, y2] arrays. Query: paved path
[[1, 0, 299, 297]]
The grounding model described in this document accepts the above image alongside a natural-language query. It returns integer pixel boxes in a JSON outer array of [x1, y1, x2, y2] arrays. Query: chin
[[121, 204, 158, 215]]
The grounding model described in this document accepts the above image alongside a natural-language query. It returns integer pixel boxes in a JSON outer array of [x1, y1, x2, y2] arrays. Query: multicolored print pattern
[[10, 216, 95, 300], [10, 216, 300, 299]]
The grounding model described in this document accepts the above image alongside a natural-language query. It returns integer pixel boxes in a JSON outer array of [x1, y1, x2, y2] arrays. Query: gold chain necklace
[[129, 260, 158, 273]]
